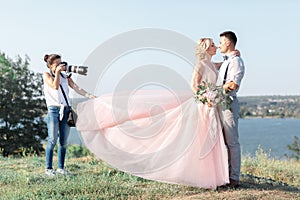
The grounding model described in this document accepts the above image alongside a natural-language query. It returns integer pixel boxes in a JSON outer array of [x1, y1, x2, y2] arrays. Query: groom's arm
[[223, 57, 245, 92]]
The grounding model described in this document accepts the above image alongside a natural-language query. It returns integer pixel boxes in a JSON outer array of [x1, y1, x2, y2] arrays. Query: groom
[[217, 31, 245, 188]]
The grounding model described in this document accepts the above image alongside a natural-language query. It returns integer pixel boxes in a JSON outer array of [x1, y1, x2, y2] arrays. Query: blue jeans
[[45, 106, 70, 169]]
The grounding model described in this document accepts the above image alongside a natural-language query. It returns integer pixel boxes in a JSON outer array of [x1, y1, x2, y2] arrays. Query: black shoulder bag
[[60, 85, 77, 127]]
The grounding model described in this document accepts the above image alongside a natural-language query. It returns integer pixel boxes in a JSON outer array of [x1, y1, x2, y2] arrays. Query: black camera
[[60, 61, 88, 76]]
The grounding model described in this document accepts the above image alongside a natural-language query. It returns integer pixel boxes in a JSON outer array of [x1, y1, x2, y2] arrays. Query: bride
[[76, 38, 229, 189]]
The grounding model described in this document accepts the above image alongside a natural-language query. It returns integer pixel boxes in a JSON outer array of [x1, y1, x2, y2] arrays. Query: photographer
[[43, 54, 95, 176]]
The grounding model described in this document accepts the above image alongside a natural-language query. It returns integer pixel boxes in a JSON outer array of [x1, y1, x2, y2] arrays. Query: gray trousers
[[221, 96, 241, 181]]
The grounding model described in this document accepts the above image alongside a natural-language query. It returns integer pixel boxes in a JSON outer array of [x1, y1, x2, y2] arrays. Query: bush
[[67, 145, 91, 158], [242, 146, 300, 187]]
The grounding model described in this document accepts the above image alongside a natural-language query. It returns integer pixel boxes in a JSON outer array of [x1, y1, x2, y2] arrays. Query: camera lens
[[59, 61, 88, 76], [68, 65, 88, 76]]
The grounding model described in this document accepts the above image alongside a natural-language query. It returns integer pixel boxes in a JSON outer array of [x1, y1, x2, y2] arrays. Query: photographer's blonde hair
[[195, 38, 212, 60]]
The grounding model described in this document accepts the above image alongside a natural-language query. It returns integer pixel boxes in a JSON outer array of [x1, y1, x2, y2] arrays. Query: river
[[68, 118, 300, 159]]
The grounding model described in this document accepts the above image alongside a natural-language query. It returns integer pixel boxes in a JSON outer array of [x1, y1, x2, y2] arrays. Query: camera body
[[60, 61, 88, 76]]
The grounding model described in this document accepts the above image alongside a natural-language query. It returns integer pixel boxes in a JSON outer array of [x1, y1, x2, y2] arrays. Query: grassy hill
[[0, 146, 299, 200]]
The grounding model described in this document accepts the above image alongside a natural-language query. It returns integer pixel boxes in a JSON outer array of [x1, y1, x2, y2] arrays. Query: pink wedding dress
[[76, 60, 229, 189]]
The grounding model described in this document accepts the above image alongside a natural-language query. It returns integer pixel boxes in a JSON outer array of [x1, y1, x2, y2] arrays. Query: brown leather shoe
[[228, 178, 240, 188]]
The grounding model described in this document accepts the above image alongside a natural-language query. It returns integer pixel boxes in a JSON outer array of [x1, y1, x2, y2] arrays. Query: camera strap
[[59, 85, 70, 107]]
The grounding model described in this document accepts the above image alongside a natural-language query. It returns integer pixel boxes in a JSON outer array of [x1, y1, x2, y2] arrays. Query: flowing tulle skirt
[[76, 90, 229, 189]]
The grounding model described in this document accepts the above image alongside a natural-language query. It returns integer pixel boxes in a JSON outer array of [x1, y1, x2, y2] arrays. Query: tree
[[287, 136, 300, 160], [0, 53, 47, 156]]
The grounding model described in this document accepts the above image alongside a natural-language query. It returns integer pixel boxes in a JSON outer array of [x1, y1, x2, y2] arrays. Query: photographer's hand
[[55, 64, 65, 74], [85, 93, 96, 99]]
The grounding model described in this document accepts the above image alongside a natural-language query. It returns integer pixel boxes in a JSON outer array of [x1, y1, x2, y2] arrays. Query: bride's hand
[[223, 81, 239, 93], [191, 87, 199, 94], [233, 49, 241, 57], [207, 102, 213, 107]]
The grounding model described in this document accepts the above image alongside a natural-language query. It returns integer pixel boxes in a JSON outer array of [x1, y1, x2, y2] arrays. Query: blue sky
[[1, 0, 299, 96]]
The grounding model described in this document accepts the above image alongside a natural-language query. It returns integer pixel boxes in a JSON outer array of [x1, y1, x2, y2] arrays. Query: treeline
[[239, 96, 300, 118]]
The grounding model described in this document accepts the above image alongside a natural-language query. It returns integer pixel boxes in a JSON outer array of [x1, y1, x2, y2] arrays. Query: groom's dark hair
[[220, 31, 237, 46]]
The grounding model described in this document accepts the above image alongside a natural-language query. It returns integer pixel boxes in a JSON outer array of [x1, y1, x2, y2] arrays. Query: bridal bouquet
[[194, 80, 233, 110]]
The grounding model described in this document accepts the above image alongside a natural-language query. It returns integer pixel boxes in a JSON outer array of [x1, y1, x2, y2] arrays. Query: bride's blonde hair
[[195, 38, 212, 60]]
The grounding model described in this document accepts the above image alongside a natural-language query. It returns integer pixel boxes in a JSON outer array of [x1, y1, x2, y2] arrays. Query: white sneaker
[[56, 168, 73, 176], [45, 169, 56, 177]]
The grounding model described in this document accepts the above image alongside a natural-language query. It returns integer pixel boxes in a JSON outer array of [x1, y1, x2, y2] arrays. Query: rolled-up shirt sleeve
[[228, 57, 245, 86]]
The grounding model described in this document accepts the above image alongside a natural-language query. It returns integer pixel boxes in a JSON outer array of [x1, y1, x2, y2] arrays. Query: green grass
[[242, 147, 300, 187], [0, 146, 299, 200]]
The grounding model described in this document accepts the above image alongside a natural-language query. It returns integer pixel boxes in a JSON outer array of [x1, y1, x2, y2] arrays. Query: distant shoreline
[[241, 116, 300, 119], [238, 95, 300, 97]]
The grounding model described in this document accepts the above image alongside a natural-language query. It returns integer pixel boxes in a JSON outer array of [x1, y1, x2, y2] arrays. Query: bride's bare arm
[[190, 68, 202, 94]]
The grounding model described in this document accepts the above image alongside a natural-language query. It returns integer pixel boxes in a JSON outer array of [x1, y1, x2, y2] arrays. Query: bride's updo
[[195, 38, 212, 60]]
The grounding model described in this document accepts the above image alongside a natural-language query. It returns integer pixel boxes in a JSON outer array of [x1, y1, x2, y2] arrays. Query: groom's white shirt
[[216, 52, 245, 96]]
